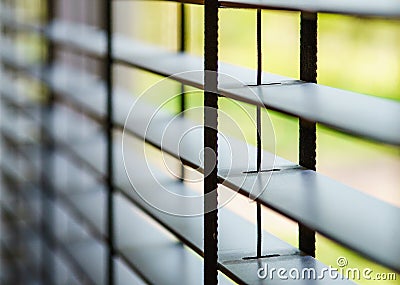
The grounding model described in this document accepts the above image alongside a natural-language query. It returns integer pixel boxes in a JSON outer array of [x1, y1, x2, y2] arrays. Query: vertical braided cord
[[204, 0, 219, 283], [299, 12, 317, 257]]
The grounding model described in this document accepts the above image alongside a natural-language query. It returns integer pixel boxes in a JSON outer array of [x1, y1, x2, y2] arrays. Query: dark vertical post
[[299, 11, 317, 257], [179, 3, 186, 181], [179, 3, 186, 59], [204, 0, 219, 283], [256, 8, 262, 258], [105, 1, 115, 284], [41, 0, 55, 283], [179, 3, 186, 114], [256, 9, 262, 87]]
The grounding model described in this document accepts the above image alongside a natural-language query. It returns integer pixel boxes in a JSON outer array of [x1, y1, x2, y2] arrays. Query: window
[[1, 0, 399, 284]]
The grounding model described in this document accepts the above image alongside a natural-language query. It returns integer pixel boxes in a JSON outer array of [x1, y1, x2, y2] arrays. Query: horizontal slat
[[0, 177, 42, 227], [115, 193, 234, 285], [113, 39, 400, 147], [0, 43, 262, 285], [218, 0, 400, 18], [0, 4, 43, 33], [4, 23, 400, 272], [0, 114, 38, 146], [115, 258, 147, 285], [63, 238, 106, 285], [64, 238, 147, 285], [0, 192, 84, 285], [41, 103, 354, 283], [49, 171, 107, 253], [43, 187, 236, 285], [1, 163, 107, 285], [1, 149, 236, 284], [0, 38, 39, 69], [2, 61, 400, 272], [51, 158, 234, 284], [0, 114, 107, 243], [2, 0, 400, 23], [0, 128, 110, 284], [44, 64, 296, 173], [0, 227, 42, 285], [0, 196, 140, 285], [49, 21, 400, 146], [0, 158, 92, 244], [3, 21, 400, 146], [3, 59, 400, 270], [57, 230, 147, 285], [38, 63, 400, 272], [54, 178, 107, 242], [0, 107, 236, 283], [57, 180, 106, 241], [45, 107, 293, 283], [3, 98, 355, 283], [0, 72, 40, 110], [115, 143, 354, 284], [0, 144, 41, 188], [48, 20, 105, 56]]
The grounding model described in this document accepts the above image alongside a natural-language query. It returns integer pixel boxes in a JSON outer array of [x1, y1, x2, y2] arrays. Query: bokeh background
[[6, 0, 400, 283]]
